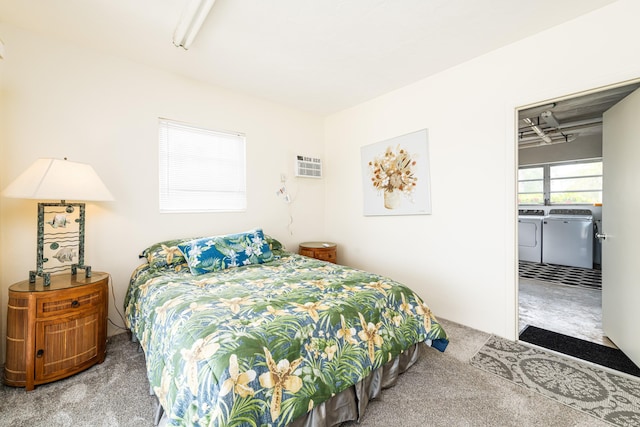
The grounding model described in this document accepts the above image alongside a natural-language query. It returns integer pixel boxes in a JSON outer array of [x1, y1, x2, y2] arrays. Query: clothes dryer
[[518, 209, 545, 263]]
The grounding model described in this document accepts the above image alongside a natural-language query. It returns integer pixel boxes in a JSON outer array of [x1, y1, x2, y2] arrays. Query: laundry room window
[[549, 161, 602, 204], [159, 119, 246, 213], [518, 166, 544, 204], [518, 160, 602, 205]]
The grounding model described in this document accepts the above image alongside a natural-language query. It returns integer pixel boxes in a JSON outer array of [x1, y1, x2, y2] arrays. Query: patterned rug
[[470, 336, 640, 427], [519, 261, 602, 289]]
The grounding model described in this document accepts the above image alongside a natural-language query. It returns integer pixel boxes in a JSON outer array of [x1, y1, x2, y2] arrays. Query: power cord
[[276, 174, 295, 236], [108, 275, 128, 332]]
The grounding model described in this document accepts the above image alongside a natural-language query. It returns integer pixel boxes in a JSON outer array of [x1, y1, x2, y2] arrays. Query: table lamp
[[2, 157, 114, 286]]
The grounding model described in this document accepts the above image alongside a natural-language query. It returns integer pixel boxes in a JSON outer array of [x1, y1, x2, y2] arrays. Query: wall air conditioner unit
[[295, 155, 322, 178]]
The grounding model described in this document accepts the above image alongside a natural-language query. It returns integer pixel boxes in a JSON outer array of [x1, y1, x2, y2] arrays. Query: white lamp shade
[[2, 158, 114, 202]]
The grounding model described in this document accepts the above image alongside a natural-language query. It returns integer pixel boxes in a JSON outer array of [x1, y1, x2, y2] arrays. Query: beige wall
[[0, 25, 325, 363], [2, 0, 640, 365], [323, 0, 640, 339]]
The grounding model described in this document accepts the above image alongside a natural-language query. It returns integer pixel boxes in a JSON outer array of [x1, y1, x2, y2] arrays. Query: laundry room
[[516, 81, 640, 357]]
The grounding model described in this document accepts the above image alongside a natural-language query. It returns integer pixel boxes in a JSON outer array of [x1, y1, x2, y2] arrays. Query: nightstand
[[299, 241, 337, 263], [3, 272, 109, 390]]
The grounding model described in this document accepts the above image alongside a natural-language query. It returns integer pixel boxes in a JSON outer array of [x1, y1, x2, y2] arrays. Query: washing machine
[[518, 209, 545, 263], [542, 209, 593, 269]]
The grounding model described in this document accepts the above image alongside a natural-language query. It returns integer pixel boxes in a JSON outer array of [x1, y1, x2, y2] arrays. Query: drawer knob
[[71, 300, 80, 308], [37, 349, 44, 358]]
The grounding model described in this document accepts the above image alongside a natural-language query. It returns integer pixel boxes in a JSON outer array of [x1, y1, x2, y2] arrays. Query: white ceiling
[[0, 0, 618, 115]]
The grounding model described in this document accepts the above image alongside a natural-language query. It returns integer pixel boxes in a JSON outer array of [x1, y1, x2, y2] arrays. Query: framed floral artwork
[[361, 129, 432, 216]]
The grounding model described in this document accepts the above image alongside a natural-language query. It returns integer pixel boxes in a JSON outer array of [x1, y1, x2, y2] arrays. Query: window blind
[[159, 119, 246, 212]]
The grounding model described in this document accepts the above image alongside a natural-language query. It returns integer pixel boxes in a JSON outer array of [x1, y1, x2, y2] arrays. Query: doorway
[[516, 81, 640, 350]]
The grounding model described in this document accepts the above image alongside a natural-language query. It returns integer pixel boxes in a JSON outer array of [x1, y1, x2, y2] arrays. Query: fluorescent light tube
[[523, 117, 552, 144], [173, 0, 216, 49]]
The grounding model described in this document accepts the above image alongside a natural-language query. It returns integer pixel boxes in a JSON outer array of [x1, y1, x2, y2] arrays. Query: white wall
[[0, 32, 5, 369], [0, 25, 325, 363], [323, 0, 640, 339], [2, 1, 639, 365]]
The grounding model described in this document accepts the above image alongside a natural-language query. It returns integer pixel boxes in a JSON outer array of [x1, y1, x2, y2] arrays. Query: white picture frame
[[361, 129, 432, 216]]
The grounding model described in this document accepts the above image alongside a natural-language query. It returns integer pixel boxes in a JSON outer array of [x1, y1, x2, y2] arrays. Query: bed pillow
[[140, 238, 191, 270], [264, 234, 284, 252], [178, 229, 274, 275]]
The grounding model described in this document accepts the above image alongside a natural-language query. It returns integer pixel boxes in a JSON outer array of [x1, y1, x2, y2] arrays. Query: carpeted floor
[[0, 332, 157, 427], [471, 335, 640, 427], [2, 320, 633, 427]]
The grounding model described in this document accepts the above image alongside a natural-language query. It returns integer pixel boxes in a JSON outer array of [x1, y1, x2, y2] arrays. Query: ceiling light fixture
[[540, 110, 560, 128], [518, 133, 576, 145], [173, 0, 216, 50], [522, 117, 552, 144]]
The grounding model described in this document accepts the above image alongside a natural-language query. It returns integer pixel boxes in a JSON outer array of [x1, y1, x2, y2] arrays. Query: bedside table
[[299, 241, 337, 263], [3, 272, 109, 390]]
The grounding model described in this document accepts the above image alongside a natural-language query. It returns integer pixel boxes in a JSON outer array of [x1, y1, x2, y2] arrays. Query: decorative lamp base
[[29, 264, 92, 286]]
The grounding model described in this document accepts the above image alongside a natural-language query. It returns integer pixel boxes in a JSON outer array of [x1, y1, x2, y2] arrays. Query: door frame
[[513, 77, 640, 343]]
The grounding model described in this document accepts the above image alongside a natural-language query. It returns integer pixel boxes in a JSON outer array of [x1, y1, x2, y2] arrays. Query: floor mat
[[519, 261, 601, 289], [520, 325, 640, 377], [471, 335, 640, 427]]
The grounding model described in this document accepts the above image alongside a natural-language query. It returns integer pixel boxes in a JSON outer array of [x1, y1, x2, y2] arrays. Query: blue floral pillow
[[178, 229, 274, 275]]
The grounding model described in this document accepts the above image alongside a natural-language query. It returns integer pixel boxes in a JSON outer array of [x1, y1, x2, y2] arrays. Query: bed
[[124, 229, 448, 427]]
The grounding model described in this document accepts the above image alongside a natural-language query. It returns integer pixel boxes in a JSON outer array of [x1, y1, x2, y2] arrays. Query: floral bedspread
[[125, 253, 448, 426]]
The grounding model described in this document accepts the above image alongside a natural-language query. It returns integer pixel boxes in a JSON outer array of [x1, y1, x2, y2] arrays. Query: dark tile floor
[[519, 261, 601, 289]]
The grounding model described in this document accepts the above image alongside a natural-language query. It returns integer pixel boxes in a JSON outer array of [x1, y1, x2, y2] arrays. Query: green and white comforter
[[125, 253, 448, 426]]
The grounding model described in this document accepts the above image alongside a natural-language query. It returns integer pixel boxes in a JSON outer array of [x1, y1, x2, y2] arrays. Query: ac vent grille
[[295, 155, 322, 178]]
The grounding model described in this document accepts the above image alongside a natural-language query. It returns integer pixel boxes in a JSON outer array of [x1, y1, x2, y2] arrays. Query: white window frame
[[159, 119, 246, 213], [518, 159, 602, 206], [518, 166, 545, 205]]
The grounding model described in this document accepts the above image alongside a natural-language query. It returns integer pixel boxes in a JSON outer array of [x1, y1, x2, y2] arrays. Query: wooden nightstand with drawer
[[299, 242, 337, 264], [3, 272, 109, 390]]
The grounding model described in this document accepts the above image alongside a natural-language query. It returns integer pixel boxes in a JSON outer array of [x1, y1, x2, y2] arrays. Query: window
[[518, 166, 544, 205], [159, 119, 246, 212], [518, 160, 602, 205], [549, 162, 602, 204]]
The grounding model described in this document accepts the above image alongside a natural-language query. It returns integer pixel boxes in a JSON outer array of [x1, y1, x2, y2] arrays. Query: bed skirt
[[156, 342, 422, 427], [287, 342, 422, 427]]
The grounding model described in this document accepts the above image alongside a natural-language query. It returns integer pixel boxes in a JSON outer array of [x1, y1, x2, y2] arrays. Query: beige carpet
[[0, 319, 619, 427]]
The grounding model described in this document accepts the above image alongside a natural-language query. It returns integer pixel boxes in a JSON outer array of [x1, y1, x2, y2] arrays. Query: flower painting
[[361, 129, 431, 215], [368, 145, 418, 209]]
